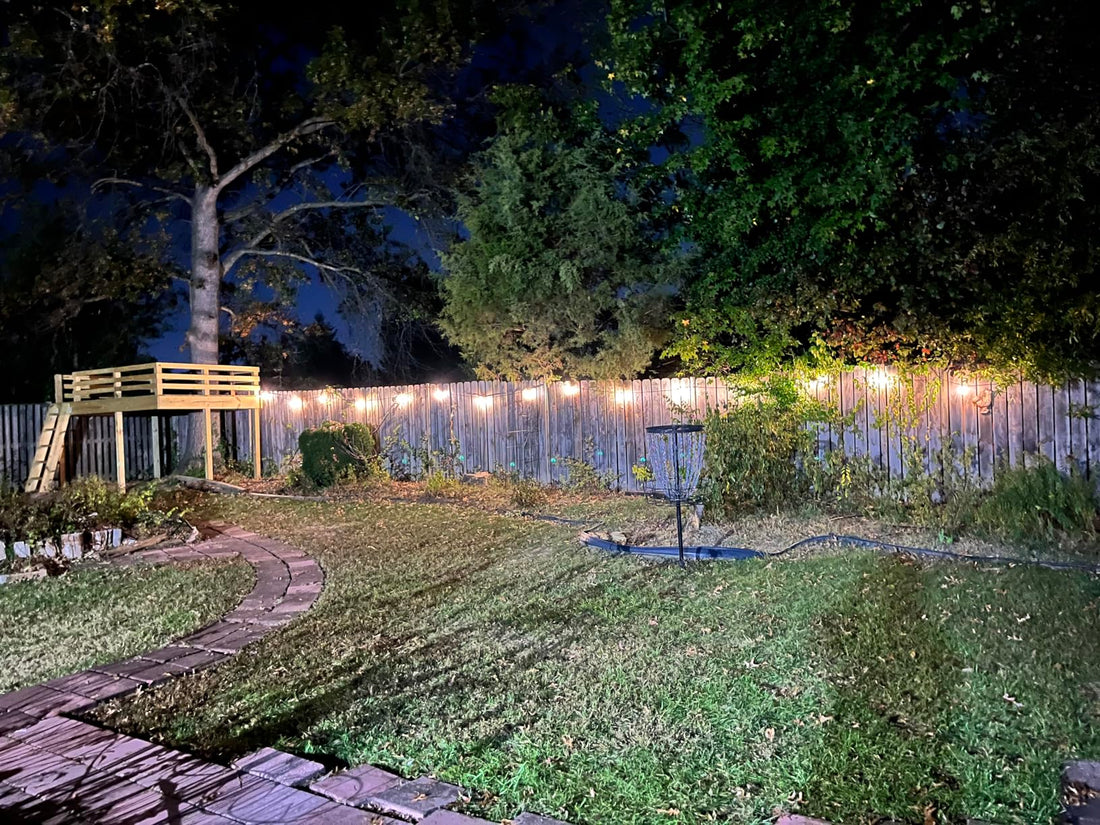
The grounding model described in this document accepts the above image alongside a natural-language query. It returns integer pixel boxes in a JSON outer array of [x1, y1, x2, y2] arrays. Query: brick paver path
[[0, 522, 821, 825], [0, 522, 354, 824]]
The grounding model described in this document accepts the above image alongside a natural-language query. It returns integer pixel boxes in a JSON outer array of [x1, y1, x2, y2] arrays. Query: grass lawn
[[89, 494, 1100, 825], [0, 559, 252, 692]]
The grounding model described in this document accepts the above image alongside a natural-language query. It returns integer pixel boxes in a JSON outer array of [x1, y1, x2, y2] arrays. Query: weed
[[977, 459, 1098, 544], [508, 477, 548, 509], [424, 470, 462, 498]]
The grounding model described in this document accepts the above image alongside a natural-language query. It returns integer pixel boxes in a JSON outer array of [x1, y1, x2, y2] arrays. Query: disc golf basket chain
[[644, 424, 706, 567]]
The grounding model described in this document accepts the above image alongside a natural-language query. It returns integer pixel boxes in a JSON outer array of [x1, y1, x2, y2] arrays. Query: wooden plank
[[251, 407, 261, 479], [974, 376, 994, 485], [151, 416, 162, 478], [1086, 380, 1100, 479], [1020, 380, 1038, 460], [1053, 380, 1072, 474], [114, 411, 126, 492], [1003, 378, 1022, 470], [203, 407, 213, 481], [1037, 382, 1056, 464], [1067, 378, 1087, 475]]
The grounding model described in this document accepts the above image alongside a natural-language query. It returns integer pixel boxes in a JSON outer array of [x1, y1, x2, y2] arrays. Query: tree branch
[[92, 177, 192, 206], [221, 199, 385, 272], [174, 94, 219, 180], [214, 116, 337, 195], [229, 248, 365, 277]]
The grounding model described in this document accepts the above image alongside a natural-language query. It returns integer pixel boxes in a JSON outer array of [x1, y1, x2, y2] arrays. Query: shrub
[[298, 421, 380, 488], [424, 470, 462, 498], [701, 394, 824, 518], [977, 459, 1098, 544], [509, 477, 548, 509], [1, 476, 176, 559]]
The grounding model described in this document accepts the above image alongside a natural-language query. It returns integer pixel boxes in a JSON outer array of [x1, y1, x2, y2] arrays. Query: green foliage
[[440, 91, 681, 379], [630, 462, 654, 485], [1, 0, 509, 374], [507, 477, 549, 509], [423, 470, 462, 499], [608, 0, 1100, 380], [977, 460, 1098, 544], [298, 421, 381, 488], [0, 477, 174, 552], [701, 386, 825, 518], [698, 374, 1099, 546], [561, 438, 617, 493], [0, 206, 176, 402]]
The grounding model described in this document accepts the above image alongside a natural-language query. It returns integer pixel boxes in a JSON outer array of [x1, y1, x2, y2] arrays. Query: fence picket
[[5, 369, 1100, 493]]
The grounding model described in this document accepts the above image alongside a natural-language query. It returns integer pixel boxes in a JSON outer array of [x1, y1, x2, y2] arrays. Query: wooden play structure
[[24, 363, 261, 493]]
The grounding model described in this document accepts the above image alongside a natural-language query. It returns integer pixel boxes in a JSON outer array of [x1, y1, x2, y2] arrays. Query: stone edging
[[0, 521, 322, 723], [0, 525, 573, 824]]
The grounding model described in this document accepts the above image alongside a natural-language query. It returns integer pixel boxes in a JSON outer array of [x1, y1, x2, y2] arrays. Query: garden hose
[[521, 512, 1100, 574]]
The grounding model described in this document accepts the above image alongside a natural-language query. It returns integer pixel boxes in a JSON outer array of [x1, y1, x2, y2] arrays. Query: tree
[[0, 206, 176, 402], [439, 89, 681, 379], [222, 313, 365, 390], [0, 0, 503, 370], [607, 0, 1100, 378]]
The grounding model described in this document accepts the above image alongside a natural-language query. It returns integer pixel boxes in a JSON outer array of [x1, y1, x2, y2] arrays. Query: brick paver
[[0, 524, 332, 824]]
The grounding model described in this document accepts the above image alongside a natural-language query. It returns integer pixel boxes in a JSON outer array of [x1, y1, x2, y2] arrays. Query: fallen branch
[[167, 475, 245, 495]]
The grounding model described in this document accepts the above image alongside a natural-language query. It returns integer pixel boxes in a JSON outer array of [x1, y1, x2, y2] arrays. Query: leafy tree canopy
[[0, 205, 176, 402], [439, 86, 683, 380], [608, 0, 1100, 380], [0, 0, 517, 372]]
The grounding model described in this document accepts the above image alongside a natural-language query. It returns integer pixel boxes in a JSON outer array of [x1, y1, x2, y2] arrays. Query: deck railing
[[60, 363, 260, 404]]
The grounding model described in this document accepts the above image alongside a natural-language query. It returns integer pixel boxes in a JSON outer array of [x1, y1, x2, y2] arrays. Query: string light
[[259, 391, 275, 402], [520, 387, 540, 402], [394, 393, 413, 407], [867, 368, 896, 389], [667, 385, 692, 405], [954, 383, 973, 397], [801, 374, 830, 391], [614, 388, 634, 404], [432, 388, 450, 402], [353, 397, 368, 412], [473, 395, 492, 410], [318, 390, 332, 404], [287, 395, 303, 411], [560, 382, 580, 397]]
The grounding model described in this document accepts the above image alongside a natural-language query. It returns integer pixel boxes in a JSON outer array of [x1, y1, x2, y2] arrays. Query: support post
[[150, 416, 162, 479], [675, 499, 685, 569], [252, 406, 262, 480], [203, 407, 214, 481], [114, 411, 126, 493], [57, 373, 68, 486]]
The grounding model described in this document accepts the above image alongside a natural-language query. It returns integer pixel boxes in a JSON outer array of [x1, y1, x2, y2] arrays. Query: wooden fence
[[4, 368, 1100, 492]]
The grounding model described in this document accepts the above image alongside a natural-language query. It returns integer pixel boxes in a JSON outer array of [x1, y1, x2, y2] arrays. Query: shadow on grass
[[91, 539, 675, 773], [802, 555, 965, 824]]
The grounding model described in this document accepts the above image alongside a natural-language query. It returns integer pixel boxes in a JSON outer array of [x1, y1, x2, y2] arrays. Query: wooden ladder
[[24, 404, 71, 494]]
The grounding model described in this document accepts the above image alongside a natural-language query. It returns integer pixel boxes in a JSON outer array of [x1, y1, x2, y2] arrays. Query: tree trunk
[[182, 186, 222, 469]]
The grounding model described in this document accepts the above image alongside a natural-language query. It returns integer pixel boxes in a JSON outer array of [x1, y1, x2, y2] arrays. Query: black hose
[[766, 533, 1100, 573], [575, 528, 1100, 574], [518, 509, 1100, 574]]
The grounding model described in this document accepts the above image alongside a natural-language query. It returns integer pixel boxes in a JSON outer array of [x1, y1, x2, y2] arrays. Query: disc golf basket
[[644, 424, 706, 567]]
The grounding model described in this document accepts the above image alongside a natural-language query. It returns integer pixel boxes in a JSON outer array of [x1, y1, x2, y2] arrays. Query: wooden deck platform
[[27, 363, 261, 493]]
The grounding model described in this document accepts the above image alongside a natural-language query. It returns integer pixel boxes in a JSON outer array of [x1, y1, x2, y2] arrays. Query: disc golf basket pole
[[644, 424, 706, 567]]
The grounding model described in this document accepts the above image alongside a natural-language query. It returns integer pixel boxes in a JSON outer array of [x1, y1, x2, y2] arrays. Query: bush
[[298, 421, 380, 488], [424, 470, 462, 498], [977, 459, 1098, 544], [701, 394, 823, 518], [1, 476, 175, 557], [509, 477, 548, 509]]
